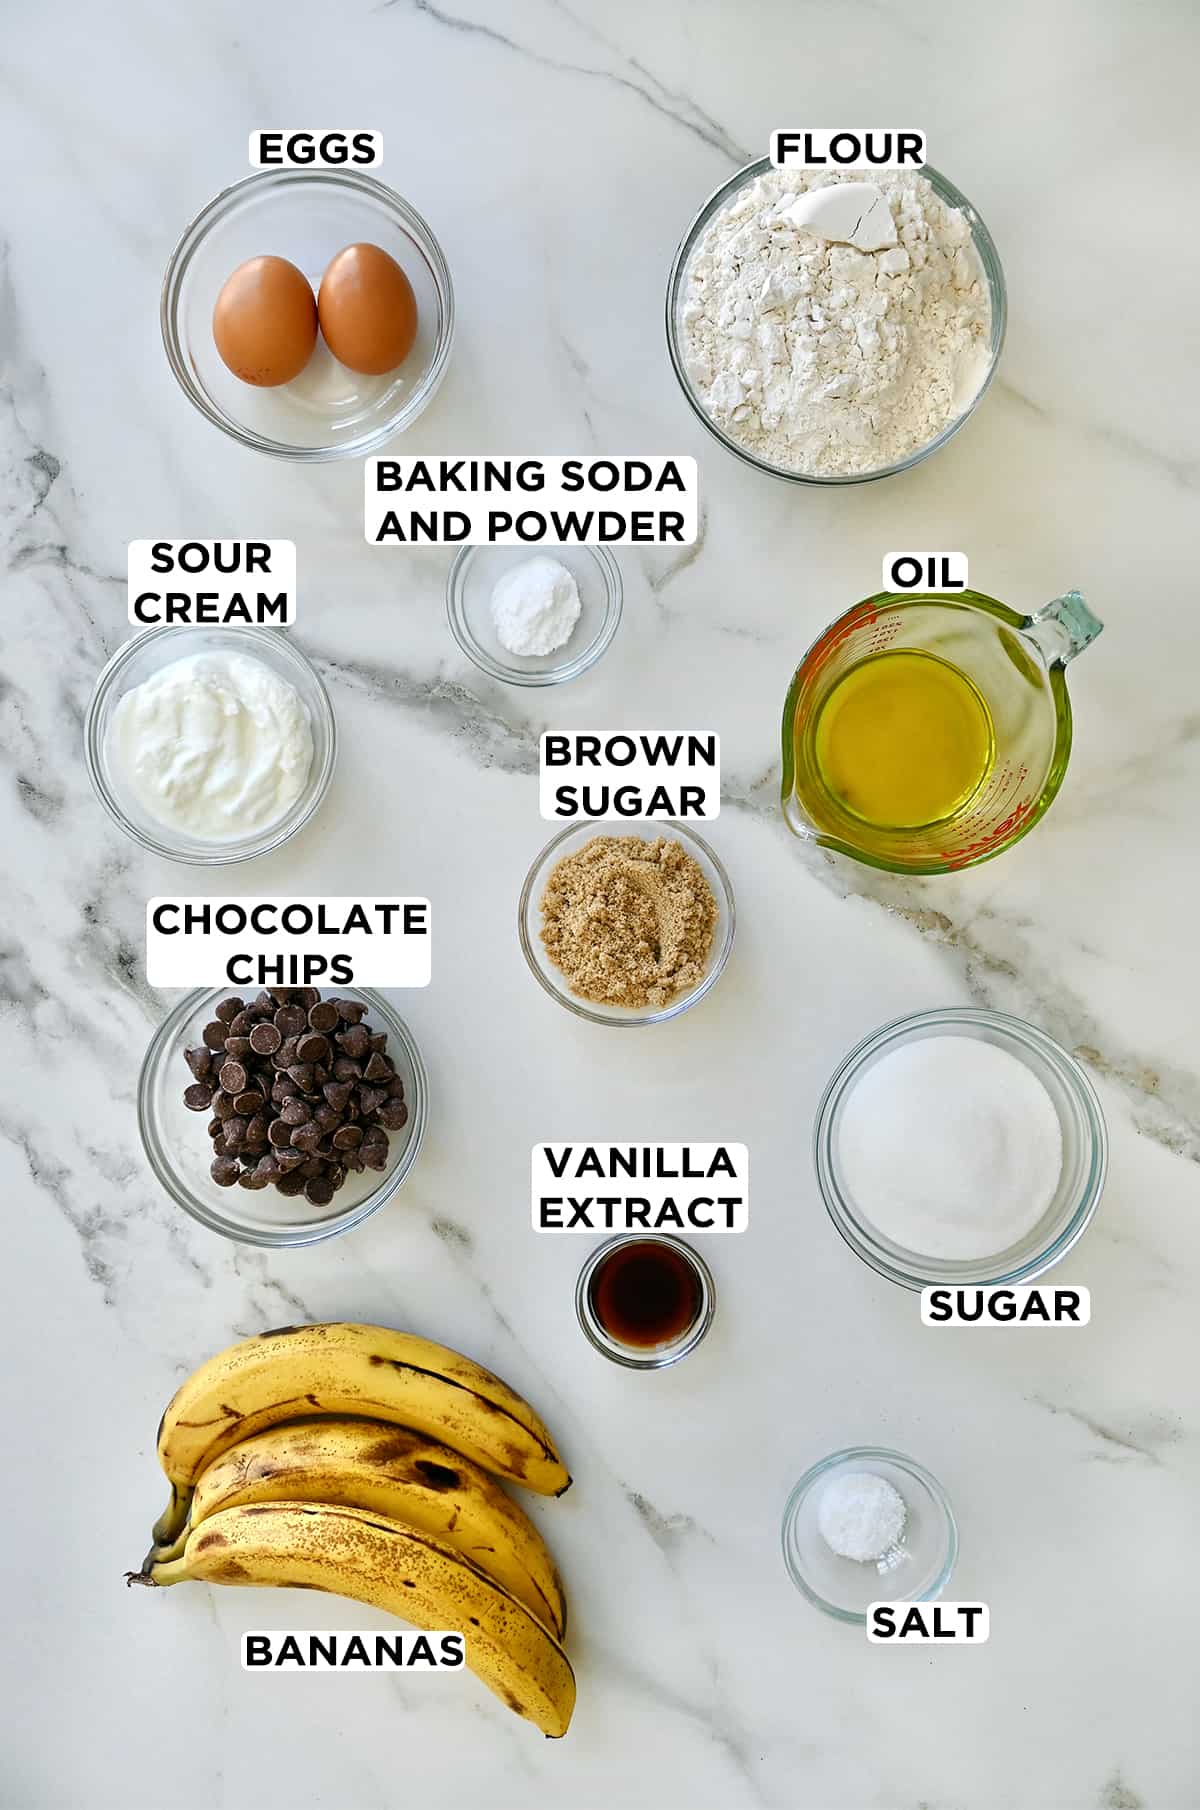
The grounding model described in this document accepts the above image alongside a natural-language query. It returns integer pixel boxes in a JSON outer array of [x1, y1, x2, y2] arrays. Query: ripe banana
[[136, 1501, 576, 1737], [152, 1324, 570, 1544], [155, 1417, 566, 1639]]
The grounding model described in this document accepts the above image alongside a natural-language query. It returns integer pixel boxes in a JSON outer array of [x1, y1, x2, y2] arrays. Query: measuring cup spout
[[1025, 590, 1104, 668]]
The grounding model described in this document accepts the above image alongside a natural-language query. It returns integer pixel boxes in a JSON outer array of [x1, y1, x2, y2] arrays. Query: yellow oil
[[809, 650, 994, 830]]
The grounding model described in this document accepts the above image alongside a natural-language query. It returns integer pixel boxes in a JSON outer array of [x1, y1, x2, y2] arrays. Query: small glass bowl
[[814, 1007, 1107, 1289], [138, 985, 427, 1247], [666, 159, 1006, 486], [782, 1448, 958, 1623], [575, 1236, 716, 1369], [518, 820, 736, 1026], [162, 169, 454, 459], [84, 624, 336, 865], [447, 544, 623, 687]]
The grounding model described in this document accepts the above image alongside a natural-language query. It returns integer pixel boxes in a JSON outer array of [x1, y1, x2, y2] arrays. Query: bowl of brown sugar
[[518, 822, 735, 1025]]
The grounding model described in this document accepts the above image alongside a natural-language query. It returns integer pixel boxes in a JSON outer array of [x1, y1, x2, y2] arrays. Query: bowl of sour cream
[[84, 624, 336, 864]]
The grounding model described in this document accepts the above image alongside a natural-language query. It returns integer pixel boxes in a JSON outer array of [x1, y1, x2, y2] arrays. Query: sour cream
[[111, 651, 313, 841]]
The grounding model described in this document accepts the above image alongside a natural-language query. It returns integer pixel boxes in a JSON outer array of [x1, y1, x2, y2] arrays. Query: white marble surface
[[2, 3, 1197, 1806]]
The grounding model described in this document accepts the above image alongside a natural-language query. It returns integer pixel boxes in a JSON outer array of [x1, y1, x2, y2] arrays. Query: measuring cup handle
[[1026, 590, 1104, 667]]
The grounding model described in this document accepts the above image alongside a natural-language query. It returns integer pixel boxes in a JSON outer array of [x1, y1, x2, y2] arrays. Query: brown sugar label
[[532, 1144, 749, 1232], [540, 732, 720, 821]]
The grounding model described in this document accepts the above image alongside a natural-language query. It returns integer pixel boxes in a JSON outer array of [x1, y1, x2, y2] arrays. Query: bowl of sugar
[[813, 1006, 1107, 1289]]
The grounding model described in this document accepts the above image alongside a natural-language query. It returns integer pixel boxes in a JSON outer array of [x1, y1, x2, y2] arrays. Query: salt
[[836, 1035, 1063, 1261], [817, 1471, 907, 1563]]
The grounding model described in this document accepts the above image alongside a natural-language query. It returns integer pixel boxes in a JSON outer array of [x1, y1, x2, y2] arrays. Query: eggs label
[[147, 898, 431, 989], [540, 731, 720, 821], [128, 541, 296, 627], [365, 456, 699, 546], [249, 130, 382, 168], [770, 129, 926, 170], [884, 552, 968, 591], [533, 1144, 749, 1233]]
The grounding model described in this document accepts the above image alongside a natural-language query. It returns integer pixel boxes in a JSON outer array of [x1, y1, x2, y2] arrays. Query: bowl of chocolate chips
[[138, 985, 427, 1245]]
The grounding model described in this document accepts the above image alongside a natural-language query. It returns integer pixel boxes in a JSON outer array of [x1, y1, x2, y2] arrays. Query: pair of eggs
[[212, 243, 418, 387]]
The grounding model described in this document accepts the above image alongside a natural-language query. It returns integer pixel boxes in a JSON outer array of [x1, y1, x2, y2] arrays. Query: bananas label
[[128, 540, 295, 626], [532, 1142, 748, 1232], [242, 1631, 465, 1671], [540, 731, 720, 821], [146, 896, 431, 988]]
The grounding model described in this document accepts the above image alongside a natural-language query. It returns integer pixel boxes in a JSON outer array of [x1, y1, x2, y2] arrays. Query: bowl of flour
[[666, 159, 1005, 484]]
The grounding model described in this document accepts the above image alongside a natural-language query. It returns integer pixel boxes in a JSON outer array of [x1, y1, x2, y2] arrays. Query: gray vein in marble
[[311, 649, 539, 774], [0, 1111, 125, 1302], [390, 0, 750, 162], [644, 504, 709, 596], [625, 1487, 714, 1550], [996, 376, 1198, 489], [1029, 1395, 1182, 1466], [1099, 1769, 1144, 1810], [592, 1638, 771, 1805], [432, 1215, 474, 1252], [230, 1250, 318, 1330]]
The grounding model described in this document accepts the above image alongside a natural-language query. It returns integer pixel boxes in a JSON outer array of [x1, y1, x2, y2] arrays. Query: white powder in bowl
[[818, 1471, 907, 1563], [836, 1035, 1063, 1261], [490, 556, 582, 658]]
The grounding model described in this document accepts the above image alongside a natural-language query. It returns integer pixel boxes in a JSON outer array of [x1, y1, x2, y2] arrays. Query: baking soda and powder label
[[364, 457, 699, 546], [147, 898, 431, 989], [532, 1143, 748, 1233], [539, 731, 720, 821], [128, 541, 296, 627]]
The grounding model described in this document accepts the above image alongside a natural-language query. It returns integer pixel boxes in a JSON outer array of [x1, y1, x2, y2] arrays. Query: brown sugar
[[539, 835, 718, 1009]]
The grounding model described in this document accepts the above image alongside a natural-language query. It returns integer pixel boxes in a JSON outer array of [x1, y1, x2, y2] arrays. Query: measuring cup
[[780, 589, 1103, 874]]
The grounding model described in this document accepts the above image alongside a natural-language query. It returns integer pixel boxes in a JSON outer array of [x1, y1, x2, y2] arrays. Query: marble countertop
[[3, 3, 1197, 1806]]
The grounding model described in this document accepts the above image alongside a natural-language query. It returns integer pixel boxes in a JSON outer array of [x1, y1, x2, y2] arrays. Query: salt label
[[922, 1286, 1090, 1327], [868, 1602, 989, 1644]]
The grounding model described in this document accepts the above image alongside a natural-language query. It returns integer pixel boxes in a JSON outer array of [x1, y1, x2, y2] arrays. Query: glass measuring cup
[[781, 589, 1102, 874]]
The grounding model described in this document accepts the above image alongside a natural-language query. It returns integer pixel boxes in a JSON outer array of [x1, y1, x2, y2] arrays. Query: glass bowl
[[518, 820, 736, 1026], [782, 1448, 957, 1623], [575, 1236, 716, 1370], [162, 169, 454, 459], [84, 624, 336, 865], [814, 1007, 1107, 1289], [665, 159, 1006, 486], [138, 985, 427, 1247], [447, 544, 623, 687]]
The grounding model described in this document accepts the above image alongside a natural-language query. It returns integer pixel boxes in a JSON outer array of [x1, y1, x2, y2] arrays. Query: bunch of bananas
[[129, 1322, 575, 1736]]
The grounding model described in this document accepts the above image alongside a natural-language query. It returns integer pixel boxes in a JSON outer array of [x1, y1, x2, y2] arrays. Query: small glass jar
[[447, 543, 622, 687], [575, 1236, 716, 1369]]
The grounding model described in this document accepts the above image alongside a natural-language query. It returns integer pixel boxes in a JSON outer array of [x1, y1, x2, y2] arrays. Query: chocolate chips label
[[532, 1143, 748, 1233], [128, 541, 296, 627], [147, 898, 431, 989], [922, 1286, 1090, 1327], [540, 732, 720, 821], [867, 1603, 989, 1644], [365, 457, 698, 546], [249, 130, 383, 169], [770, 129, 926, 170], [243, 1631, 463, 1671], [884, 551, 968, 591]]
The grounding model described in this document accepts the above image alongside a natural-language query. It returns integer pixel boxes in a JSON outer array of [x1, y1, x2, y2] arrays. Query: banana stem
[[128, 1554, 190, 1588], [151, 1483, 193, 1547]]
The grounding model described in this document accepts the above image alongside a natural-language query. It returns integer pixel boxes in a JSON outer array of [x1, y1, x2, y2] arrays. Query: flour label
[[128, 541, 295, 627], [868, 1603, 989, 1644], [532, 1143, 748, 1233], [884, 552, 968, 592], [540, 731, 720, 821], [365, 456, 698, 546], [770, 130, 926, 171]]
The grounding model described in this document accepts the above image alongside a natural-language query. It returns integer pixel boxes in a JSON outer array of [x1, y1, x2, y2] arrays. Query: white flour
[[680, 168, 992, 476]]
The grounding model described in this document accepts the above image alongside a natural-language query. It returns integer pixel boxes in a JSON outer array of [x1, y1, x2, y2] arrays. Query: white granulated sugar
[[680, 169, 993, 476]]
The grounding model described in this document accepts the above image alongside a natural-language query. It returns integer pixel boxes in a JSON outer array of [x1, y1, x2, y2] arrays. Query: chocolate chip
[[290, 1122, 322, 1154], [218, 1059, 248, 1096], [238, 1169, 271, 1191], [322, 1080, 352, 1112], [272, 1038, 299, 1070], [202, 1020, 227, 1050], [234, 1090, 264, 1116], [212, 1089, 235, 1121], [334, 998, 367, 1024], [276, 1172, 306, 1197], [332, 1124, 363, 1150], [211, 1157, 241, 1187], [185, 1047, 213, 1081], [183, 1082, 213, 1111], [296, 1033, 330, 1065], [387, 1076, 405, 1099], [274, 1006, 306, 1039], [214, 996, 244, 1024], [223, 1115, 248, 1146], [267, 1117, 294, 1149], [337, 1025, 371, 1059], [280, 1096, 310, 1127], [296, 987, 320, 1009], [245, 1112, 269, 1146], [356, 1085, 384, 1116], [229, 1010, 254, 1036], [305, 1176, 335, 1207], [276, 1148, 304, 1173], [223, 1035, 252, 1061], [363, 1052, 392, 1083], [362, 1139, 389, 1170], [378, 1099, 409, 1131], [333, 1057, 362, 1082], [307, 1001, 339, 1033], [249, 1022, 282, 1055], [287, 1063, 315, 1093]]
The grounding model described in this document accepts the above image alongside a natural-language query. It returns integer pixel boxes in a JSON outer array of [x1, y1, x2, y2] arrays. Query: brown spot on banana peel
[[412, 1460, 461, 1492], [365, 1354, 562, 1467], [194, 1531, 229, 1551]]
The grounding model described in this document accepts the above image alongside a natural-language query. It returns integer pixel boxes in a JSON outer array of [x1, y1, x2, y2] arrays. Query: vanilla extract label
[[128, 540, 295, 627], [540, 731, 720, 821], [532, 1142, 748, 1233], [921, 1286, 1090, 1327], [147, 898, 431, 989], [364, 456, 698, 546], [242, 1630, 464, 1671]]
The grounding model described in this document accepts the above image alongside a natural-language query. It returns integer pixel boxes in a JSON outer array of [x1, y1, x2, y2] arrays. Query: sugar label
[[147, 898, 431, 989], [128, 541, 295, 627], [532, 1143, 748, 1233], [921, 1286, 1090, 1327], [540, 731, 720, 821]]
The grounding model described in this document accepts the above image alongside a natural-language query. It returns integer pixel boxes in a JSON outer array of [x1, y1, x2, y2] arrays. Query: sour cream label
[[532, 1143, 748, 1233], [540, 732, 720, 821], [128, 540, 295, 626]]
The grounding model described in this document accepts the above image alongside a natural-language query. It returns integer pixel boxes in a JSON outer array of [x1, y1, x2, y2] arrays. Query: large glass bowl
[[814, 1007, 1107, 1289], [138, 985, 427, 1246], [666, 159, 1006, 486], [162, 169, 454, 459]]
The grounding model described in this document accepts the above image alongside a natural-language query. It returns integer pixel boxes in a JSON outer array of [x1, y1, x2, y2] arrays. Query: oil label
[[364, 456, 698, 546], [532, 1143, 748, 1233], [128, 540, 295, 627], [770, 130, 926, 171], [242, 1630, 463, 1671], [249, 131, 382, 168], [883, 551, 968, 591], [147, 897, 431, 989], [540, 731, 720, 821], [868, 1603, 989, 1644], [921, 1286, 1090, 1327]]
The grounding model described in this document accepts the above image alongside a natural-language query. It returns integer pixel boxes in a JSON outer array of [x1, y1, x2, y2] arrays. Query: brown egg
[[212, 255, 318, 387], [317, 243, 419, 376]]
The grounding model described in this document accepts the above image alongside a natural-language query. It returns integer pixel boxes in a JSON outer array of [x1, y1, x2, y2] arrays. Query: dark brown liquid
[[589, 1241, 702, 1349]]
